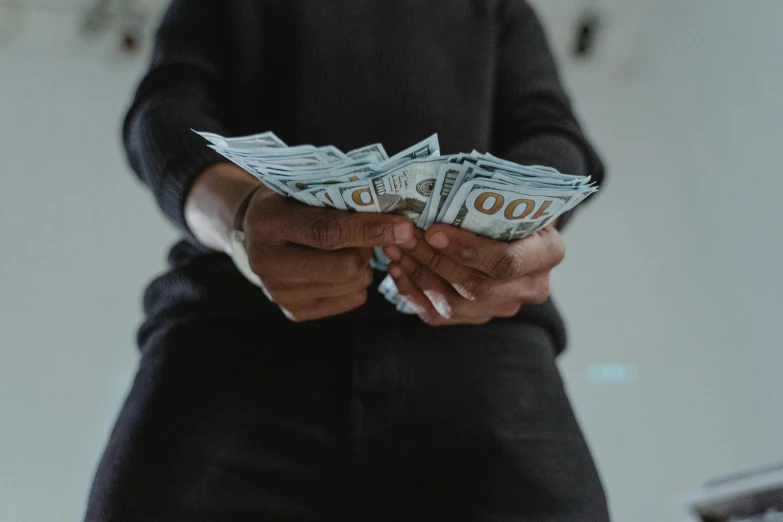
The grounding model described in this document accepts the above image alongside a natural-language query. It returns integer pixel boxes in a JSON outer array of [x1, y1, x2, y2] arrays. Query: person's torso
[[222, 0, 504, 154], [139, 0, 567, 352]]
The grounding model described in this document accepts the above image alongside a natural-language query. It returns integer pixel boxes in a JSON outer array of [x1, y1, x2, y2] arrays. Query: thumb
[[285, 207, 414, 250]]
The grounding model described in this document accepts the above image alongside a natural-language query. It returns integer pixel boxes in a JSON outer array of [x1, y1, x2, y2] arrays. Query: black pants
[[85, 313, 609, 521]]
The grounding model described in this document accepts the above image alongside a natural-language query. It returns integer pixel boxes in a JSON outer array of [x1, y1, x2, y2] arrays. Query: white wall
[[0, 9, 177, 522], [0, 2, 780, 522], [536, 0, 783, 520]]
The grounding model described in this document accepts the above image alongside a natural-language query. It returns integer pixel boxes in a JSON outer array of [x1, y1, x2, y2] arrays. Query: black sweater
[[125, 0, 604, 353]]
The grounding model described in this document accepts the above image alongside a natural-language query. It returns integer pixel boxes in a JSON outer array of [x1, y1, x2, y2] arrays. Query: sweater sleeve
[[492, 1, 605, 231], [123, 0, 231, 237]]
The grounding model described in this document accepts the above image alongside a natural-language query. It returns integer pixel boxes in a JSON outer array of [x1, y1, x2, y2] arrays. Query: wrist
[[184, 162, 261, 253]]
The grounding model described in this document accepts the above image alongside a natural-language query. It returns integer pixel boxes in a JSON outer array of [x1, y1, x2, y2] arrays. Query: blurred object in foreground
[[679, 463, 783, 522]]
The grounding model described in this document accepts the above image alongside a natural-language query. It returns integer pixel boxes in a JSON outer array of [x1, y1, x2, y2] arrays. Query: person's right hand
[[242, 186, 414, 322]]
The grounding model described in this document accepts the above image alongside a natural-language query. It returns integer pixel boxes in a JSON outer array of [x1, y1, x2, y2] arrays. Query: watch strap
[[228, 184, 266, 288]]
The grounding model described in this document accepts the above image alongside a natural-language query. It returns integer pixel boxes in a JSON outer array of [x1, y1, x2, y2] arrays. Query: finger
[[394, 254, 474, 320], [276, 203, 414, 250], [247, 244, 373, 284], [389, 237, 551, 305], [389, 262, 504, 325], [387, 234, 497, 302], [387, 264, 446, 326], [423, 224, 566, 280], [264, 268, 374, 306], [504, 271, 552, 305], [280, 289, 368, 322], [397, 252, 527, 320]]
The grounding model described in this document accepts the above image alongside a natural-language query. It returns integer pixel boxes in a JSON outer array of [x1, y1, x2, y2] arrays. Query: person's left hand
[[382, 222, 565, 326]]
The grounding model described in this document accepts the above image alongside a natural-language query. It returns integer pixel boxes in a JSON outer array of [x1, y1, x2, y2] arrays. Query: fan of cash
[[195, 130, 598, 314]]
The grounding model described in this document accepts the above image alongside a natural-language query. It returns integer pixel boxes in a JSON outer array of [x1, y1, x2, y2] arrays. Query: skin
[[184, 163, 414, 322], [185, 162, 564, 325], [382, 220, 564, 326]]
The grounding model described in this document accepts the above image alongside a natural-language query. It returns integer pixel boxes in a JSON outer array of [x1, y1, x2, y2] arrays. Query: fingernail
[[384, 245, 402, 261], [424, 290, 452, 318], [389, 265, 403, 278], [394, 222, 413, 243], [426, 232, 449, 249]]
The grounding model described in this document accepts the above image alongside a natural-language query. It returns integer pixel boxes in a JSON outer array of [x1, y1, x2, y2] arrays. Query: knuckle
[[359, 268, 374, 288], [540, 226, 566, 265], [310, 217, 348, 250], [530, 277, 551, 304], [462, 276, 492, 301], [425, 250, 443, 271], [456, 243, 480, 264], [361, 220, 386, 244], [489, 251, 519, 280], [342, 252, 366, 280], [548, 230, 566, 265], [499, 303, 522, 318], [409, 263, 424, 284]]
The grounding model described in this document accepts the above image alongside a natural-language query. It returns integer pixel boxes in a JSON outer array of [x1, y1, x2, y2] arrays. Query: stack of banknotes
[[195, 130, 598, 313]]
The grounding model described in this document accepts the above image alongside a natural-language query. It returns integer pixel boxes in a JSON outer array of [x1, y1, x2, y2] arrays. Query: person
[[85, 1, 610, 520]]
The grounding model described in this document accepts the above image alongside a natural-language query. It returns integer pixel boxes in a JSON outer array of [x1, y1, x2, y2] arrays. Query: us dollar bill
[[373, 134, 440, 171], [327, 157, 446, 222], [194, 129, 600, 316], [440, 179, 579, 241], [426, 163, 472, 228], [346, 143, 389, 163], [194, 130, 287, 150], [270, 166, 375, 195]]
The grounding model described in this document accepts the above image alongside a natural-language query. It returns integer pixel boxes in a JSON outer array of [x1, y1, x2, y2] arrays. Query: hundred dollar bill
[[209, 148, 325, 178], [346, 143, 389, 163], [425, 163, 471, 228], [381, 177, 591, 314], [217, 145, 344, 163], [268, 166, 375, 194], [373, 134, 440, 172], [316, 186, 346, 209], [212, 143, 316, 157], [439, 179, 580, 241], [318, 147, 348, 163], [328, 157, 446, 222], [326, 179, 377, 212], [194, 129, 600, 315], [194, 130, 287, 150], [474, 152, 576, 180], [474, 161, 592, 188]]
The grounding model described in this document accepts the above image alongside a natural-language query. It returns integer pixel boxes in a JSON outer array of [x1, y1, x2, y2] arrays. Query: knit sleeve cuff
[[124, 97, 230, 242], [498, 131, 604, 233]]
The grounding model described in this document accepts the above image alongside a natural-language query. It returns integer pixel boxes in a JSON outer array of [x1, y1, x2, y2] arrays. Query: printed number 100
[[472, 191, 553, 221]]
